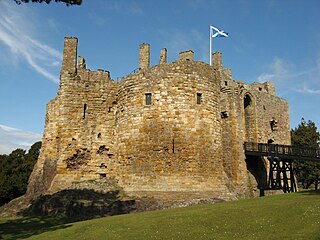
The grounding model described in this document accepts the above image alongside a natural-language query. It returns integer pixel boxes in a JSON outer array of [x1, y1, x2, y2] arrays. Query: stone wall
[[26, 37, 291, 202], [115, 60, 228, 195]]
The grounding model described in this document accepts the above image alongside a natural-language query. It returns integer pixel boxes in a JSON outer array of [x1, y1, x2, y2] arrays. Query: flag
[[211, 26, 228, 38]]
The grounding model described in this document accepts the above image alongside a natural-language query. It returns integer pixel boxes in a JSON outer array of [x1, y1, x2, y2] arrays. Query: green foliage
[[0, 142, 41, 206], [14, 0, 82, 6], [291, 118, 320, 189]]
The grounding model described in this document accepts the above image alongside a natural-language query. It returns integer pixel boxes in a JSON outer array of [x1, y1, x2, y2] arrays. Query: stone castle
[[26, 37, 291, 202]]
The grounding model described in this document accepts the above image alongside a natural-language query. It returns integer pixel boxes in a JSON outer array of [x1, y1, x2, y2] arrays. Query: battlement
[[61, 37, 78, 75]]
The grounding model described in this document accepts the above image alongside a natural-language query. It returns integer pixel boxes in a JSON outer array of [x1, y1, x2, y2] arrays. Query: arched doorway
[[243, 94, 256, 142]]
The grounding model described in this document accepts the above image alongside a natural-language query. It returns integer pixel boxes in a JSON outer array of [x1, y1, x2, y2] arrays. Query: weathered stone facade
[[26, 37, 291, 202]]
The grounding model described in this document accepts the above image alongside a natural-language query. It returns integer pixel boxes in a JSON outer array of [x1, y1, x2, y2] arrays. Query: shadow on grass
[[1, 189, 136, 239], [21, 189, 136, 222], [297, 189, 320, 195], [0, 216, 71, 240]]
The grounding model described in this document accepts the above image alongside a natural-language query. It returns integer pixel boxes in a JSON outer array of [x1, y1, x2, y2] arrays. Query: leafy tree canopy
[[14, 0, 82, 6], [291, 118, 320, 189], [0, 142, 42, 206]]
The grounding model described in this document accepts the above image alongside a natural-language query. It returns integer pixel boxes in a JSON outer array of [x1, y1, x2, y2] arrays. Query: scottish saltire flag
[[211, 26, 228, 38]]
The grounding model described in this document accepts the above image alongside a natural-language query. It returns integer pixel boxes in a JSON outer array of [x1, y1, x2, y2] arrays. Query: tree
[[0, 142, 42, 206], [14, 0, 82, 6], [291, 118, 320, 189]]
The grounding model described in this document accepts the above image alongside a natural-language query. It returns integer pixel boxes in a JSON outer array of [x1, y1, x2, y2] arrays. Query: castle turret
[[139, 43, 150, 69], [159, 48, 167, 64], [213, 51, 223, 69], [61, 37, 78, 75]]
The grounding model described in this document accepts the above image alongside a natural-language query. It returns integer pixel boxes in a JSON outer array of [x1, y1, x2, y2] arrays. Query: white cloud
[[0, 1, 61, 83], [294, 87, 320, 95], [0, 124, 42, 154], [257, 57, 319, 96], [257, 57, 291, 83]]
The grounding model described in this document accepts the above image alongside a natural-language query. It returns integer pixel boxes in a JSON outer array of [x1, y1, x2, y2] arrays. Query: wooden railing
[[244, 142, 320, 162]]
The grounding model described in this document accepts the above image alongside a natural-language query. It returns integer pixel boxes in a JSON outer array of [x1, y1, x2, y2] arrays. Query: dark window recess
[[145, 93, 152, 105], [100, 163, 107, 169], [172, 138, 175, 154], [267, 139, 274, 144], [108, 107, 112, 113], [244, 95, 252, 109], [99, 173, 107, 178], [197, 93, 202, 105], [225, 81, 228, 86], [270, 119, 277, 131], [97, 133, 101, 138], [83, 103, 87, 119], [221, 111, 228, 119], [259, 87, 262, 91]]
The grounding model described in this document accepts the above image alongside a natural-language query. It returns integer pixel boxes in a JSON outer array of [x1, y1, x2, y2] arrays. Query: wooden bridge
[[244, 142, 320, 193]]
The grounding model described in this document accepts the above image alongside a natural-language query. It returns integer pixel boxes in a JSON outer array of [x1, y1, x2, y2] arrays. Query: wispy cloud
[[257, 57, 291, 83], [294, 86, 320, 95], [0, 124, 42, 154], [257, 56, 320, 97], [0, 1, 61, 83]]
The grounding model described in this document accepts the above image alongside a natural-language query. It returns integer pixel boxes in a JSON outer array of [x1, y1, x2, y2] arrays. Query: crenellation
[[61, 37, 78, 75], [159, 48, 167, 64], [139, 43, 150, 69], [213, 51, 223, 69], [26, 36, 291, 203], [78, 56, 86, 69], [178, 50, 194, 61]]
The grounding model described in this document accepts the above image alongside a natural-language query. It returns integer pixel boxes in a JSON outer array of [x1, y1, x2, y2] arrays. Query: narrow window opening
[[197, 93, 202, 105], [224, 81, 228, 86], [100, 163, 107, 169], [221, 111, 228, 119], [270, 119, 277, 132], [172, 138, 175, 154], [244, 95, 251, 109], [259, 87, 262, 91], [83, 103, 87, 119], [145, 93, 152, 105], [267, 139, 274, 144], [97, 133, 101, 138], [99, 173, 107, 178], [108, 107, 112, 113]]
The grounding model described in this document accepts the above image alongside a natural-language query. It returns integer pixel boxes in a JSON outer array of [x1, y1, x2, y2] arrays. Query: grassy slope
[[1, 191, 319, 240]]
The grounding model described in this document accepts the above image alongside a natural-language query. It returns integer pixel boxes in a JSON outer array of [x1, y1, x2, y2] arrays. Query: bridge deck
[[244, 142, 320, 162]]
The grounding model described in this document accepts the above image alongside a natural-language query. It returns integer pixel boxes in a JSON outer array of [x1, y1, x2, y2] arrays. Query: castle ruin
[[26, 37, 291, 202]]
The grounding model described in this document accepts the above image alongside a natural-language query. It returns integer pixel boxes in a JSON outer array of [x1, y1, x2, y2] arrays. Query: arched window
[[244, 94, 256, 142]]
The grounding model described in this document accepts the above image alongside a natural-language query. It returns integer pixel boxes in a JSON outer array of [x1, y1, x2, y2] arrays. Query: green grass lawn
[[1, 190, 319, 240]]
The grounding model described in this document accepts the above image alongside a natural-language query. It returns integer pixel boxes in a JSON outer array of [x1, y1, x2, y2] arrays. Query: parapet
[[250, 81, 275, 95], [159, 48, 167, 64], [61, 37, 78, 75], [78, 56, 86, 70], [179, 50, 194, 61], [213, 51, 223, 69], [139, 43, 150, 69]]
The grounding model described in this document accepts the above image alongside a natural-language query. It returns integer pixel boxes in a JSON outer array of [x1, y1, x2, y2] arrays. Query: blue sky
[[0, 0, 319, 154]]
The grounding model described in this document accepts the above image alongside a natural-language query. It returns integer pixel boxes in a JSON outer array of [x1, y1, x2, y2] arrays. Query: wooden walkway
[[244, 142, 320, 193]]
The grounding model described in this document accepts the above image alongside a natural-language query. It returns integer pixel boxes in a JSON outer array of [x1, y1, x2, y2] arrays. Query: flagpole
[[209, 25, 212, 66]]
